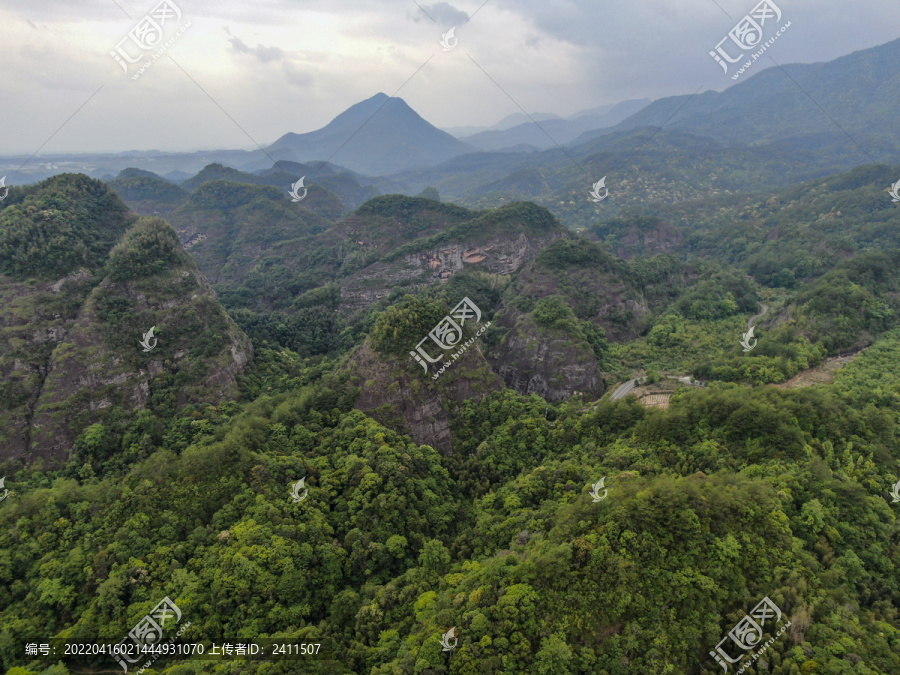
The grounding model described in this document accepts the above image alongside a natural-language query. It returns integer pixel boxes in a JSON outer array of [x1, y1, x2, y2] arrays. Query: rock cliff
[[0, 175, 252, 465]]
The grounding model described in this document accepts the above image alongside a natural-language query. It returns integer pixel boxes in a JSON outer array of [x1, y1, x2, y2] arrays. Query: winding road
[[610, 377, 648, 401], [747, 303, 770, 330]]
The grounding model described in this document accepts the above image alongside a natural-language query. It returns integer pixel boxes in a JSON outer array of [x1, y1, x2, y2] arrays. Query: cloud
[[283, 62, 314, 87], [408, 1, 469, 25], [228, 35, 285, 63], [2, 0, 900, 155]]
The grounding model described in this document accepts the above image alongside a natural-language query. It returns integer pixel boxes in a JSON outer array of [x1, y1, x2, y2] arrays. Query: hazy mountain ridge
[[8, 37, 900, 197], [602, 37, 900, 159], [379, 39, 900, 220], [442, 111, 562, 137], [460, 98, 652, 151]]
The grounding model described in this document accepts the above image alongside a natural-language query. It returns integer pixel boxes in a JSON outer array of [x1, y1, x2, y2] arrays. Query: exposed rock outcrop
[[0, 270, 96, 461], [489, 313, 604, 402], [340, 231, 564, 316], [0, 217, 253, 466], [349, 339, 503, 455]]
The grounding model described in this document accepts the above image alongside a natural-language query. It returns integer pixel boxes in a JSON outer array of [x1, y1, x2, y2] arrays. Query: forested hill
[[2, 327, 899, 673], [619, 163, 900, 285], [0, 170, 899, 674], [0, 174, 252, 465]]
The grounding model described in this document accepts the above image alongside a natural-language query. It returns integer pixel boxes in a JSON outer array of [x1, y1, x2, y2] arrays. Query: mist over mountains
[[597, 36, 900, 155], [5, 36, 900, 208], [456, 98, 652, 152]]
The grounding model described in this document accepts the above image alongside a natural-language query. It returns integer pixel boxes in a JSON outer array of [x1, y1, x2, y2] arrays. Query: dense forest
[[0, 168, 898, 675]]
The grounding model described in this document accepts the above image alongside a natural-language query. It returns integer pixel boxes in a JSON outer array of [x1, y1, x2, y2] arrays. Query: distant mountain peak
[[330, 93, 419, 125], [266, 94, 471, 176]]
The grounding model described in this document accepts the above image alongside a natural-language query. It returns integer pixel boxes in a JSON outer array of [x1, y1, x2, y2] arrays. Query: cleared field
[[772, 353, 860, 389], [640, 393, 672, 409]]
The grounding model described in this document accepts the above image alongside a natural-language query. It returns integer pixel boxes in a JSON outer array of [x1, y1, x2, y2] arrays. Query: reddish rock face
[[339, 230, 565, 317]]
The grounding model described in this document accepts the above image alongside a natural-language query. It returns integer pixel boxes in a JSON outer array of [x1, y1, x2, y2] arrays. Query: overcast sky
[[1, 0, 898, 154]]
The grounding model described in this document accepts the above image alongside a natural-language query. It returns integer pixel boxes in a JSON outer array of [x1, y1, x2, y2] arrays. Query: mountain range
[[600, 37, 900, 154], [5, 37, 900, 195], [457, 98, 652, 152], [442, 111, 563, 137], [6, 11, 900, 675], [6, 155, 900, 467]]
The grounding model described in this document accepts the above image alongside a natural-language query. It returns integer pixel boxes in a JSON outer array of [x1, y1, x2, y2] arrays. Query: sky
[[1, 0, 899, 154]]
